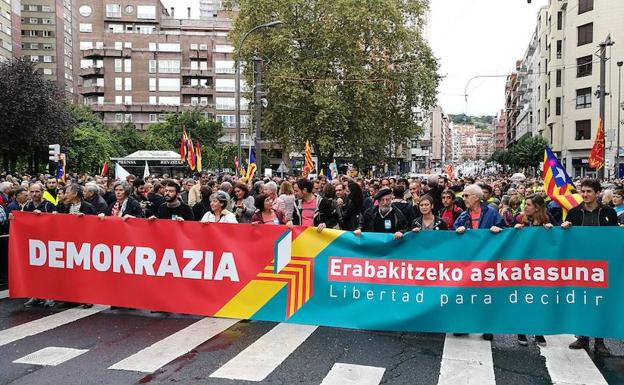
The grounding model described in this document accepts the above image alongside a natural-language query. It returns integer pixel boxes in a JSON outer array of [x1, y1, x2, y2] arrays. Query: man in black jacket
[[562, 178, 617, 356], [84, 183, 108, 215], [354, 188, 408, 240]]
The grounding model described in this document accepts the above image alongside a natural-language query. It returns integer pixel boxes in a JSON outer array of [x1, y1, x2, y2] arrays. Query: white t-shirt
[[201, 211, 238, 223]]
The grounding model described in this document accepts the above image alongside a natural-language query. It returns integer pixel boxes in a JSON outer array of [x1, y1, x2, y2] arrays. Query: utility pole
[[617, 61, 623, 179], [597, 35, 614, 180], [253, 55, 264, 172]]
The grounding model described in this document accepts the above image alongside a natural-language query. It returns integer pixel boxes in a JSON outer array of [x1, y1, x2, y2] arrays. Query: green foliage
[[110, 123, 146, 155], [143, 108, 223, 151], [449, 114, 495, 128], [205, 143, 238, 171], [488, 136, 547, 174], [0, 59, 74, 172], [227, 0, 439, 166], [66, 106, 119, 173]]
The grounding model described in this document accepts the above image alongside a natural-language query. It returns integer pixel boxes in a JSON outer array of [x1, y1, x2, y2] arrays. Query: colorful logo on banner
[[9, 213, 624, 338]]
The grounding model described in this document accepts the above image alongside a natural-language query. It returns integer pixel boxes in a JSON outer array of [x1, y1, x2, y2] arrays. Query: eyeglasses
[[462, 194, 472, 198]]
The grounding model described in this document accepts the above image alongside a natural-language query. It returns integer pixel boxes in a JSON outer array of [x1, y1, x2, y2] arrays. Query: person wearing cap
[[354, 188, 408, 240], [200, 191, 237, 223]]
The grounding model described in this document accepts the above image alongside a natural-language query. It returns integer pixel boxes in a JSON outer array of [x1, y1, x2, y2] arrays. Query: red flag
[[234, 156, 239, 172], [179, 128, 188, 160], [100, 161, 108, 177], [187, 132, 196, 170], [588, 117, 605, 169], [195, 140, 202, 172]]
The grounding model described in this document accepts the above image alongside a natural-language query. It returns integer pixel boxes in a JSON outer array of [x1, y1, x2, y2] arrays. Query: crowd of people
[[0, 170, 622, 355]]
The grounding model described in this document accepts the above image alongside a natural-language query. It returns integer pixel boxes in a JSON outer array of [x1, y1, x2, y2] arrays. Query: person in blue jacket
[[452, 183, 505, 341]]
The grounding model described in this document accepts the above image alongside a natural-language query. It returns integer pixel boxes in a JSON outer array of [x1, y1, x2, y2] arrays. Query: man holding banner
[[562, 178, 617, 356], [355, 188, 408, 240]]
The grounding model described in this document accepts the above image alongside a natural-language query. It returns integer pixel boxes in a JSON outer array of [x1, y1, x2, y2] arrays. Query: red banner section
[[9, 212, 290, 315], [328, 257, 608, 288]]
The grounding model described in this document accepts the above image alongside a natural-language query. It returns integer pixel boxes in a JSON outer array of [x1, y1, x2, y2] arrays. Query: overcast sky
[[429, 0, 548, 117]]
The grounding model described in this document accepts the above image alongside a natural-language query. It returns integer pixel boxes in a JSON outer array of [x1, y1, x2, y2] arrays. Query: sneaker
[[517, 334, 528, 346], [81, 304, 93, 309], [535, 335, 547, 346], [594, 340, 611, 357], [569, 337, 589, 350], [482, 334, 493, 341], [23, 298, 42, 308], [43, 300, 56, 308], [452, 333, 468, 337]]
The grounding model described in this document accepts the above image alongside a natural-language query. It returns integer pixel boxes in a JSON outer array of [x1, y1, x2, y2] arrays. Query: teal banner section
[[252, 227, 624, 338]]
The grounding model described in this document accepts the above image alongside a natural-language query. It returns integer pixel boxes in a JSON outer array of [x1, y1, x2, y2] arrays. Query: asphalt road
[[0, 290, 623, 385]]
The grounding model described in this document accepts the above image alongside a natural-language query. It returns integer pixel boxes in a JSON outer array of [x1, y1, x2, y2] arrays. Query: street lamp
[[617, 61, 623, 179], [235, 20, 283, 177]]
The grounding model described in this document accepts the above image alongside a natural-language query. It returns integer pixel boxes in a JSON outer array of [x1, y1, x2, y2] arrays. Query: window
[[149, 114, 158, 122], [30, 43, 39, 49], [42, 5, 52, 12], [115, 95, 123, 104], [214, 45, 234, 53], [137, 5, 156, 19], [557, 11, 562, 30], [576, 87, 592, 109], [42, 19, 51, 24], [538, 86, 540, 101], [148, 78, 156, 91], [216, 97, 235, 110], [124, 114, 132, 123], [158, 60, 180, 73], [149, 96, 157, 105], [43, 68, 53, 75], [115, 113, 123, 122], [149, 60, 157, 73], [115, 77, 122, 91], [114, 59, 122, 73], [577, 55, 593, 77], [106, 4, 121, 18], [43, 56, 52, 63], [124, 77, 132, 91], [29, 18, 38, 24], [30, 56, 40, 63], [199, 44, 208, 51], [79, 5, 92, 17], [79, 23, 92, 32], [577, 23, 593, 46], [215, 78, 235, 92], [556, 69, 562, 87], [108, 24, 123, 33], [556, 40, 562, 59], [124, 96, 132, 105], [149, 43, 157, 52], [158, 78, 180, 92], [190, 43, 198, 50], [556, 97, 561, 116], [159, 96, 180, 105], [124, 42, 132, 48], [124, 59, 131, 72], [191, 97, 199, 106], [579, 0, 593, 14], [115, 41, 123, 50], [125, 5, 134, 14], [575, 120, 591, 140], [158, 43, 180, 52], [215, 60, 235, 74], [80, 41, 93, 50]]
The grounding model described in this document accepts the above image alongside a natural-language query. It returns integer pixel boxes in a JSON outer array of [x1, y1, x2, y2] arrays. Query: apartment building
[[456, 124, 495, 161], [0, 0, 20, 61], [20, 0, 77, 97], [430, 106, 451, 167], [494, 110, 506, 150], [512, 0, 624, 177], [75, 0, 250, 144]]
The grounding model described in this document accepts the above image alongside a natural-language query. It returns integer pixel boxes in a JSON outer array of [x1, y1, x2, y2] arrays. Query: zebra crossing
[[0, 294, 619, 385]]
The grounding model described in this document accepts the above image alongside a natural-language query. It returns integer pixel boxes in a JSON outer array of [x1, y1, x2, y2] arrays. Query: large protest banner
[[9, 212, 624, 338]]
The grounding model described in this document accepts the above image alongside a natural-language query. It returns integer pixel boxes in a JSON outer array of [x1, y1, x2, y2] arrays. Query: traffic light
[[48, 144, 60, 162]]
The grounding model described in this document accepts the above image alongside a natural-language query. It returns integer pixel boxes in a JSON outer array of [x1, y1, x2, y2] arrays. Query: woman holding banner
[[200, 191, 237, 223], [411, 195, 448, 231], [514, 194, 552, 347], [251, 194, 289, 225]]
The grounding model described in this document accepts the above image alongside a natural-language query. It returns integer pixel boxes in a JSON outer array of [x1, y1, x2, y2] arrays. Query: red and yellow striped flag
[[303, 140, 313, 178]]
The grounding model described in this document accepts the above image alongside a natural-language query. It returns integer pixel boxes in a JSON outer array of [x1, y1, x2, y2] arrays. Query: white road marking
[[108, 317, 239, 373], [319, 363, 385, 385], [0, 290, 8, 299], [540, 334, 608, 385], [0, 305, 108, 347], [437, 334, 496, 385], [210, 323, 318, 381], [14, 347, 88, 366]]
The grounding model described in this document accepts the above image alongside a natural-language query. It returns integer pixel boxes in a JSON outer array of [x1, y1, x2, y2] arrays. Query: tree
[[205, 143, 238, 171], [66, 106, 119, 174], [513, 135, 547, 174], [227, 0, 439, 167], [143, 108, 223, 152], [0, 59, 74, 173], [111, 123, 146, 156]]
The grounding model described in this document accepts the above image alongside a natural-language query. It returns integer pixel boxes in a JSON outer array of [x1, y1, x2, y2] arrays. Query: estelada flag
[[588, 117, 605, 169], [303, 140, 313, 178], [543, 145, 582, 218], [186, 132, 196, 170]]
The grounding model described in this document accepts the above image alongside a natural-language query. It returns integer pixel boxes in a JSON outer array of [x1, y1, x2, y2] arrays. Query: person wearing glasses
[[452, 184, 505, 341]]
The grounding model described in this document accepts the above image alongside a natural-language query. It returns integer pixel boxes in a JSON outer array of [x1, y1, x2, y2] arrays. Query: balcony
[[181, 68, 214, 77], [89, 103, 195, 113], [181, 85, 213, 95], [79, 67, 104, 77], [81, 85, 105, 95], [81, 48, 131, 58]]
